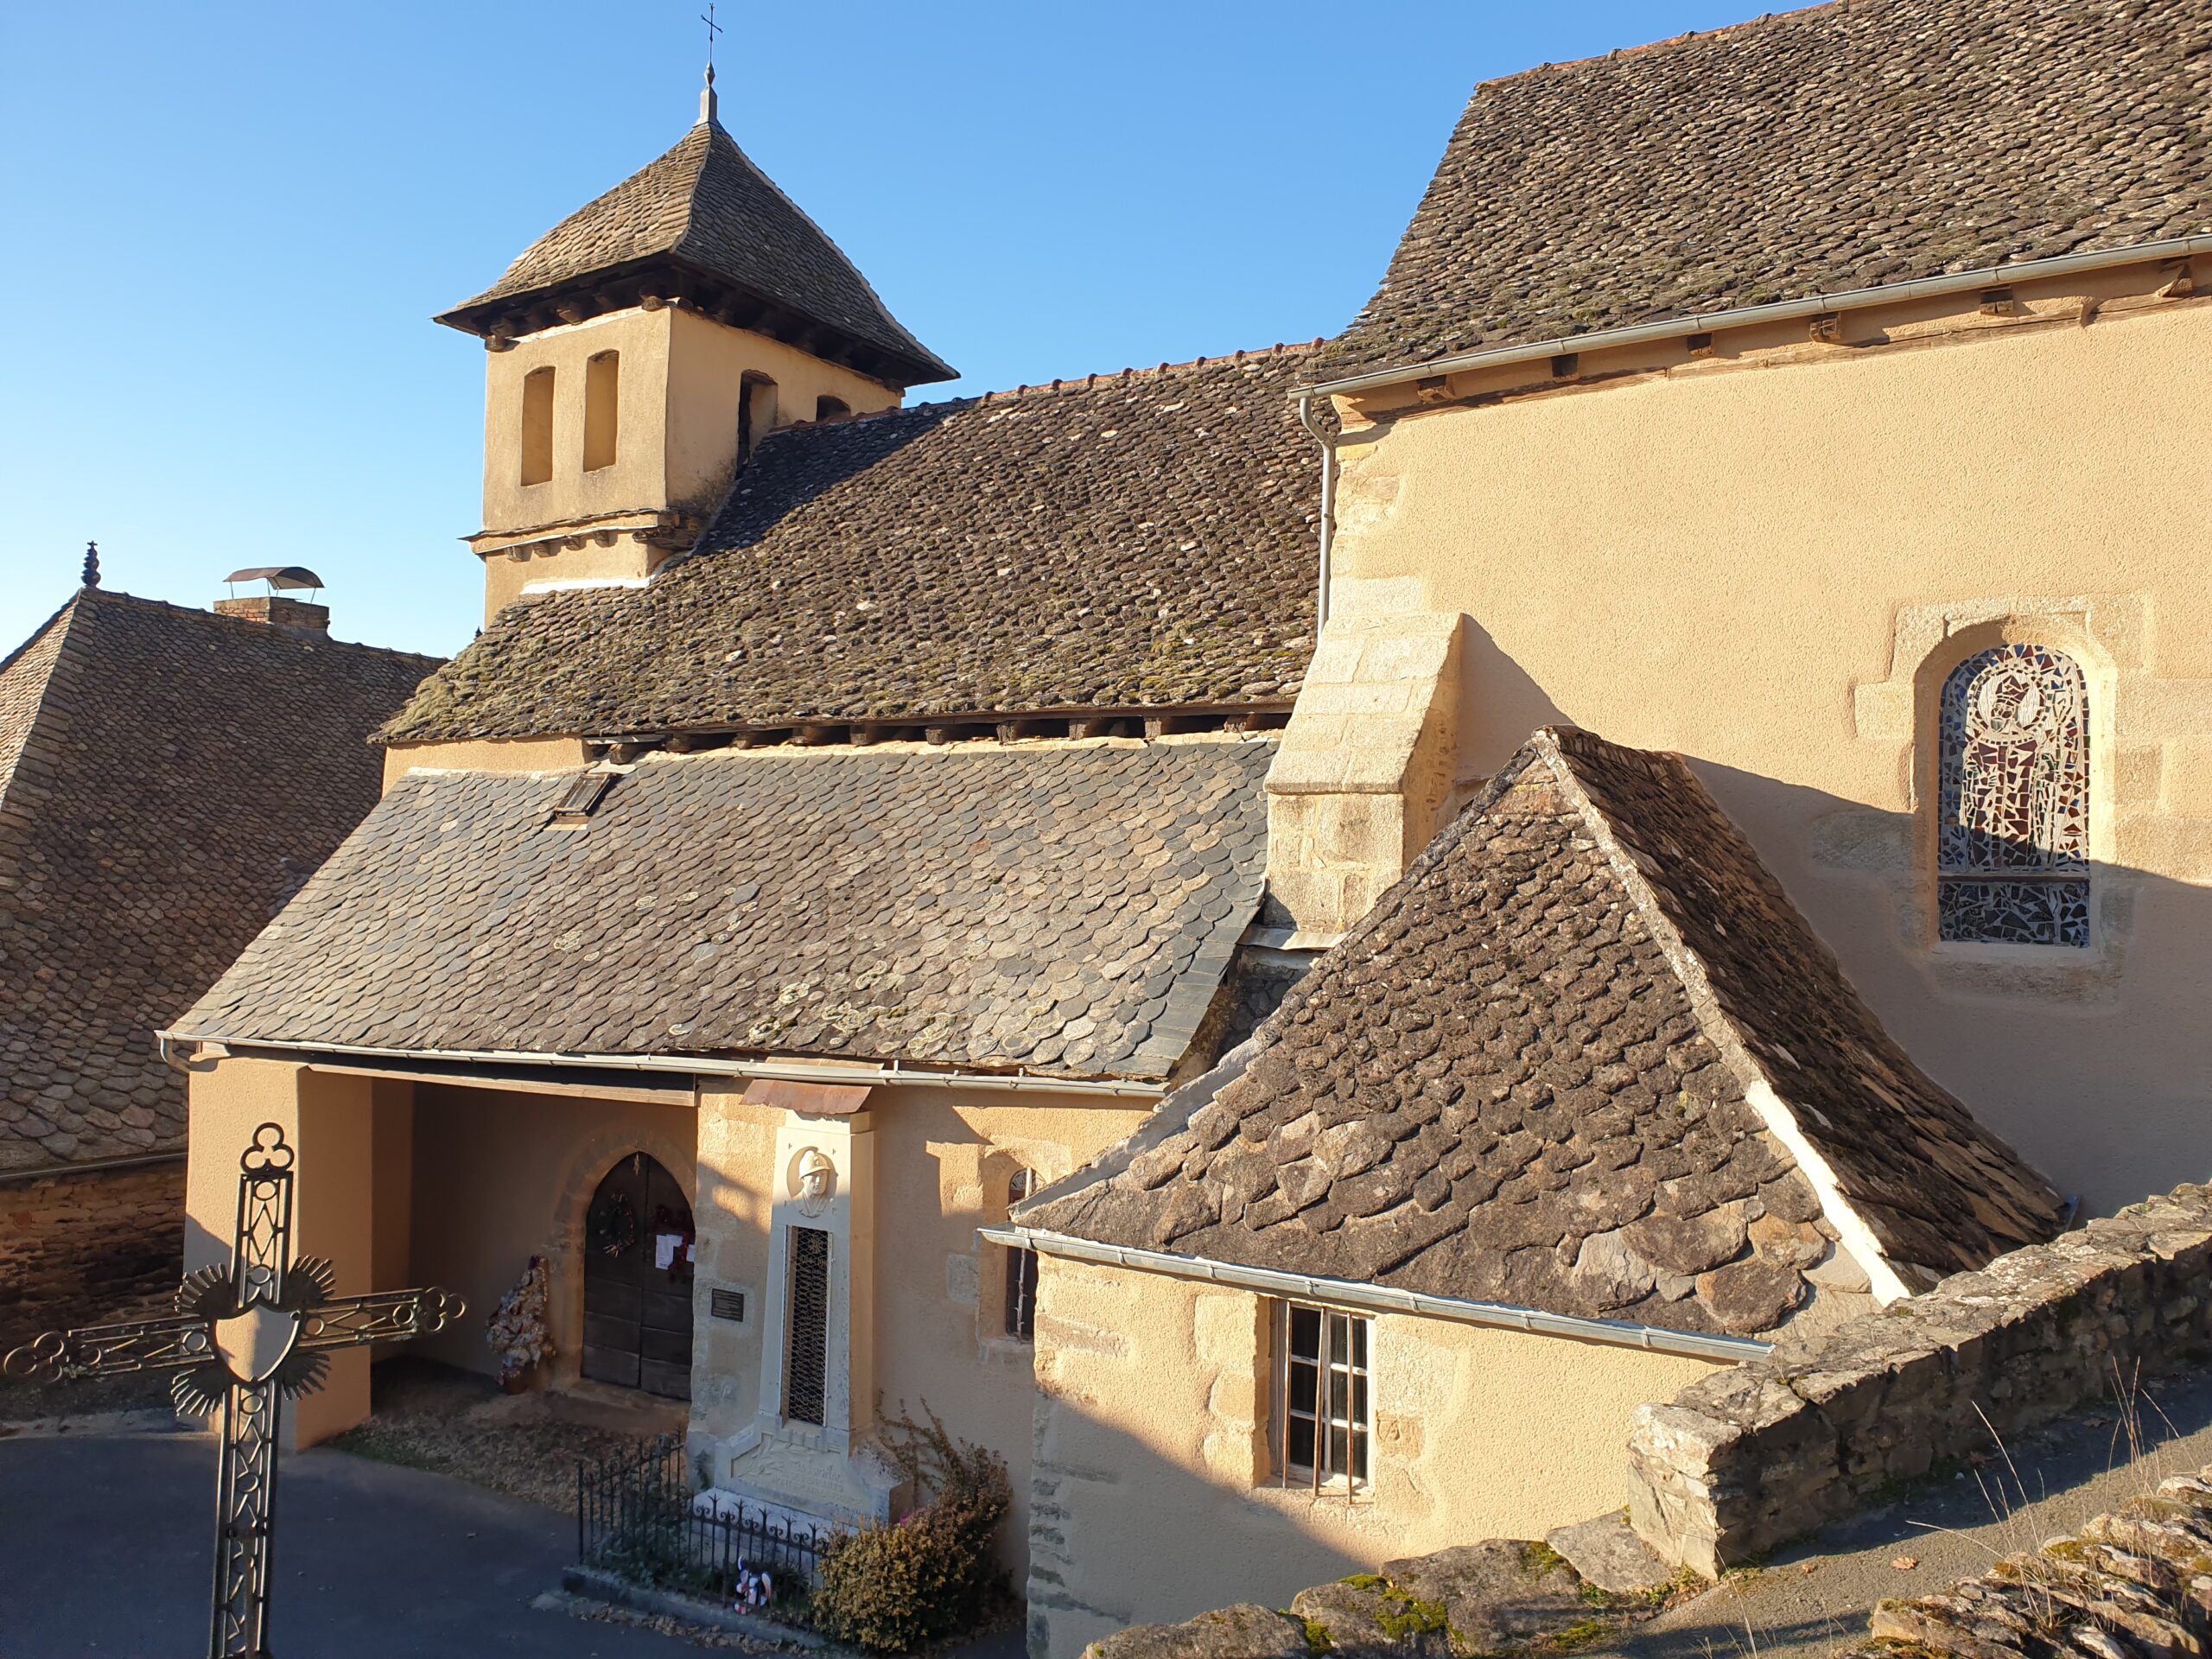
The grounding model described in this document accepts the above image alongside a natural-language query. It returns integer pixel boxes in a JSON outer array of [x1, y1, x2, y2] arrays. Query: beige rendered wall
[[185, 1056, 381, 1446], [406, 1081, 696, 1386], [874, 1087, 1154, 1574], [379, 736, 591, 793], [481, 308, 674, 544], [475, 306, 899, 620], [1324, 283, 2212, 1215], [661, 305, 899, 509], [1027, 1257, 1717, 1659], [690, 1084, 782, 1444], [688, 1084, 1153, 1567]]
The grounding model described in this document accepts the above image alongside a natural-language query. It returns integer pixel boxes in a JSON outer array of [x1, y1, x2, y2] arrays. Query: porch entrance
[[581, 1153, 695, 1400]]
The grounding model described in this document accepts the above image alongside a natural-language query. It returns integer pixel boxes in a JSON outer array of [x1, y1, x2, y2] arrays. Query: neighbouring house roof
[[0, 589, 440, 1171], [1021, 728, 2065, 1338], [435, 114, 955, 388], [385, 346, 1325, 745], [1317, 0, 2212, 384], [175, 739, 1274, 1083]]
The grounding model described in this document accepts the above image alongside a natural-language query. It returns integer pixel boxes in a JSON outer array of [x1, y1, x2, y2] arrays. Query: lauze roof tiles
[[0, 590, 439, 1170], [178, 740, 1275, 1083], [1023, 728, 2063, 1338], [1319, 0, 2212, 382], [439, 116, 953, 386], [386, 348, 1325, 745]]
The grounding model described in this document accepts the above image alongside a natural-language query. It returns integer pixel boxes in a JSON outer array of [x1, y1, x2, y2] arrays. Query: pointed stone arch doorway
[[581, 1152, 696, 1400]]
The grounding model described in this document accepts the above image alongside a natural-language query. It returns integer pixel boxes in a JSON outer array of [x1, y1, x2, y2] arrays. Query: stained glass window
[[1936, 644, 2089, 947]]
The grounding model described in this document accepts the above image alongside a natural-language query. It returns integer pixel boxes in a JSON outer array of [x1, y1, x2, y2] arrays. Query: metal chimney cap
[[224, 567, 325, 591]]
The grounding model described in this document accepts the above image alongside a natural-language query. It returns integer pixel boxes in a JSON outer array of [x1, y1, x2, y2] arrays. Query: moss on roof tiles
[[1321, 0, 2212, 380], [384, 348, 1325, 744]]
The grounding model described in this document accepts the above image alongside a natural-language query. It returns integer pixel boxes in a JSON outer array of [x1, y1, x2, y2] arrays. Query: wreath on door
[[588, 1191, 640, 1258]]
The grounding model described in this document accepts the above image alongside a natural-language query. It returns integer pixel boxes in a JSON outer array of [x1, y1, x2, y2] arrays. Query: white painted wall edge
[[518, 576, 656, 595], [982, 1223, 1772, 1363]]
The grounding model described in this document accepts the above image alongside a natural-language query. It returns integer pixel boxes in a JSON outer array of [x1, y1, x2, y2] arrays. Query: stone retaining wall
[[1833, 1461, 2212, 1659], [0, 1160, 185, 1348], [1626, 1183, 2212, 1579]]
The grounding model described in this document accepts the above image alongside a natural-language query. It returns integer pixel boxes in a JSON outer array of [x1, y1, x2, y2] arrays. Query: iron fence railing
[[576, 1434, 830, 1611]]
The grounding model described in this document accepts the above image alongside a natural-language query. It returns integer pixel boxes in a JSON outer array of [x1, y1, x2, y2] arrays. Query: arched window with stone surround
[[1937, 643, 2090, 947]]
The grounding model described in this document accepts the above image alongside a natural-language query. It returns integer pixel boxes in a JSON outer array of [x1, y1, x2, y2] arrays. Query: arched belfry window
[[1937, 644, 2090, 947], [583, 351, 620, 472], [738, 372, 779, 462]]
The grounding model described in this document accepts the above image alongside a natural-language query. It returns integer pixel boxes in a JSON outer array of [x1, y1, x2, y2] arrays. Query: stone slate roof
[[176, 739, 1274, 1082], [1319, 0, 2212, 383], [0, 589, 439, 1171], [1023, 728, 2064, 1337], [437, 115, 953, 386], [385, 346, 1323, 744]]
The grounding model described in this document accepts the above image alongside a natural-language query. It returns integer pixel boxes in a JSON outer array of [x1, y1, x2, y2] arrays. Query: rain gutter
[[156, 1032, 1166, 1100], [981, 1224, 1771, 1363], [1296, 234, 2212, 400], [0, 1148, 188, 1185]]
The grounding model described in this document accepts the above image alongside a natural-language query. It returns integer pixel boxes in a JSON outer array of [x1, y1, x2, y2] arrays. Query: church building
[[1006, 0, 2212, 1645], [169, 77, 1324, 1560], [161, 0, 2209, 1650]]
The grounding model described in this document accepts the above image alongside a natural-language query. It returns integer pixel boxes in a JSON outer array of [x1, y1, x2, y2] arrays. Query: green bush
[[812, 1404, 1012, 1653]]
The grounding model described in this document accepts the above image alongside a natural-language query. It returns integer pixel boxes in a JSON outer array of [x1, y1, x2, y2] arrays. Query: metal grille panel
[[785, 1228, 830, 1426]]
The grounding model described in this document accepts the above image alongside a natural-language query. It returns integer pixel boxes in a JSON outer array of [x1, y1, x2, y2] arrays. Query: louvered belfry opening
[[785, 1225, 831, 1426]]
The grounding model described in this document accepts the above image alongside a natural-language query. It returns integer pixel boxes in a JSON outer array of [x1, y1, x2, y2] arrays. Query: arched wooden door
[[581, 1154, 695, 1399]]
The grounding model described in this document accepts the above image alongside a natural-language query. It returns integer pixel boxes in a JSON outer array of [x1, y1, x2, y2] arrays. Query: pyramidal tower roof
[[437, 75, 955, 389]]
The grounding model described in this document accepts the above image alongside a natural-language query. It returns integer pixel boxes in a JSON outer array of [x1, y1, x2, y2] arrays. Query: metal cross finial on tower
[[3, 1123, 462, 1657], [81, 540, 100, 588], [697, 3, 723, 124]]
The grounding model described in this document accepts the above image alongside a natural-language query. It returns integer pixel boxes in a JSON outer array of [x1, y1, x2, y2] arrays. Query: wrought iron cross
[[3, 1123, 462, 1658], [700, 2, 722, 67]]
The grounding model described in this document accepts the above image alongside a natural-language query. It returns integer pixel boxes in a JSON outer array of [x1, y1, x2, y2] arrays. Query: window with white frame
[[1274, 1302, 1370, 1491]]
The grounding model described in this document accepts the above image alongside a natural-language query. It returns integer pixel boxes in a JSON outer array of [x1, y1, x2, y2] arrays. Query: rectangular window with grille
[[1274, 1302, 1370, 1491], [785, 1226, 830, 1426], [1003, 1168, 1039, 1341], [1003, 1244, 1039, 1340]]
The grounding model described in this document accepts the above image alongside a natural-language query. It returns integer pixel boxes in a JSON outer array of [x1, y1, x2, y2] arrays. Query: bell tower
[[437, 71, 956, 621]]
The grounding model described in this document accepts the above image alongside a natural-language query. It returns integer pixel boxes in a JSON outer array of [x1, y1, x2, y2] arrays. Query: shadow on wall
[[1454, 617, 1570, 787], [1682, 760, 2212, 1218], [1030, 1407, 1370, 1658], [1447, 626, 2209, 1217]]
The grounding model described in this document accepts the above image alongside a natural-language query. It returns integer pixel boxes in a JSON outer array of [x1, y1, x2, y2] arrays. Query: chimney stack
[[214, 594, 330, 635], [218, 566, 329, 635]]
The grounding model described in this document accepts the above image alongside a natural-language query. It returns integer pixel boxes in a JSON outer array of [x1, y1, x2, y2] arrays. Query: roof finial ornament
[[80, 541, 100, 589], [697, 3, 723, 125]]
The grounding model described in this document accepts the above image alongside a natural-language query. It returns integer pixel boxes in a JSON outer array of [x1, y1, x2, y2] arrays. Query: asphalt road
[[0, 1425, 712, 1656]]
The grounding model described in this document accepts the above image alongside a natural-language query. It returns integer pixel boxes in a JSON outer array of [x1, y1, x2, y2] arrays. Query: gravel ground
[[331, 1358, 655, 1512]]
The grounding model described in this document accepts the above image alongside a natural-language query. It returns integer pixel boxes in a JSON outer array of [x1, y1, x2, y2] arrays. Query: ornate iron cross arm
[[3, 1123, 463, 1659]]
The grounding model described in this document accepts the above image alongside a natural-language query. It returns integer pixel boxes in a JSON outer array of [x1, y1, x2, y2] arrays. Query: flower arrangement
[[486, 1255, 553, 1390], [731, 1563, 774, 1613]]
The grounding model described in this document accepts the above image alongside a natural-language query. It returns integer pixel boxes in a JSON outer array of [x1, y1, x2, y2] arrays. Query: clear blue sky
[[0, 2, 1744, 662]]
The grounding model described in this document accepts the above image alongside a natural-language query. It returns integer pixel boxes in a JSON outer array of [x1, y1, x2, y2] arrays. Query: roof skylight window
[[548, 767, 622, 824]]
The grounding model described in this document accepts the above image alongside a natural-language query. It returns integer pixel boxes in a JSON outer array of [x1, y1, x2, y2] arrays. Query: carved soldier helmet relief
[[791, 1147, 837, 1217]]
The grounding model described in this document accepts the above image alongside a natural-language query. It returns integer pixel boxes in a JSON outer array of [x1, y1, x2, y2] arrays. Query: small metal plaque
[[709, 1287, 747, 1324]]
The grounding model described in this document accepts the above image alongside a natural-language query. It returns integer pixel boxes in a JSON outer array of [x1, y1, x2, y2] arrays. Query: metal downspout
[[1295, 391, 1336, 636]]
